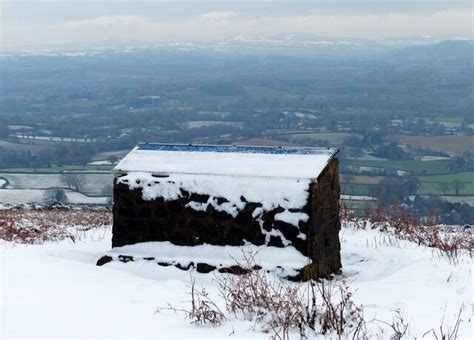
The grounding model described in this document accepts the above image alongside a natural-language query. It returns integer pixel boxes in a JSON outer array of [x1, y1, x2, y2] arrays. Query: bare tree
[[43, 189, 69, 205], [438, 182, 450, 196], [343, 174, 354, 183], [452, 180, 465, 196], [101, 185, 113, 206], [107, 155, 118, 164], [61, 174, 86, 192]]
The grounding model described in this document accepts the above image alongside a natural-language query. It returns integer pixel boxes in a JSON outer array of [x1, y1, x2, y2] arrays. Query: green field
[[342, 158, 451, 175], [282, 132, 352, 145], [342, 172, 473, 196], [341, 183, 374, 196], [0, 140, 53, 152], [340, 199, 377, 210], [183, 121, 243, 129], [418, 172, 473, 183], [417, 182, 474, 196], [417, 172, 474, 195], [433, 116, 464, 125]]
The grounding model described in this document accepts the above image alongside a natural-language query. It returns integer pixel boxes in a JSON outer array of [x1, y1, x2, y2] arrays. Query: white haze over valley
[[1, 0, 472, 48]]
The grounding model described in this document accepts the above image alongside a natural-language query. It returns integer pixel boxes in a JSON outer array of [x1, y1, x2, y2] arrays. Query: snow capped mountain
[[1, 36, 471, 59]]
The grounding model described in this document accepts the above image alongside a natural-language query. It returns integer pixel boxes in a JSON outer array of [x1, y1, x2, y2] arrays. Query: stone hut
[[112, 143, 341, 280]]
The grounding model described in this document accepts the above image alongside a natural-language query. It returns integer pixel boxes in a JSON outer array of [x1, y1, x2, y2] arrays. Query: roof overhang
[[112, 143, 339, 180]]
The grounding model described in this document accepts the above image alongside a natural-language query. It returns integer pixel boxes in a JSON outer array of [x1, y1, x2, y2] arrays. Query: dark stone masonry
[[112, 158, 341, 280]]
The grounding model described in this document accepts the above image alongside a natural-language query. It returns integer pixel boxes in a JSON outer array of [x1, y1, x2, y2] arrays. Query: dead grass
[[0, 205, 111, 244], [422, 308, 463, 340], [217, 252, 310, 339], [393, 135, 474, 155], [160, 251, 366, 339], [375, 310, 410, 340], [157, 274, 226, 326], [342, 203, 473, 261], [156, 206, 470, 338]]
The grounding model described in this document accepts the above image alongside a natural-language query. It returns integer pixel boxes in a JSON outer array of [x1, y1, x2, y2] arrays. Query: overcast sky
[[1, 0, 472, 48]]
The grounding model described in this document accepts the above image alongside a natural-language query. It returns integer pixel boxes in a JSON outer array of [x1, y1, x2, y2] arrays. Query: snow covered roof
[[113, 143, 338, 180]]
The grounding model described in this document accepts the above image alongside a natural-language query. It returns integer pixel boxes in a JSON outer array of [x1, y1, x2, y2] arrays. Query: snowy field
[[0, 173, 113, 195], [1, 222, 471, 339], [0, 189, 108, 205]]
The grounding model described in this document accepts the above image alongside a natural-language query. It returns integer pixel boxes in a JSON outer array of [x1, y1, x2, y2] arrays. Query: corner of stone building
[[304, 157, 342, 280]]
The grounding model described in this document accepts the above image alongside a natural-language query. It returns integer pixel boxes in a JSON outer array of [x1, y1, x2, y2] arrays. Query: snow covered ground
[[1, 225, 472, 339], [0, 173, 113, 195], [0, 189, 108, 205], [88, 160, 113, 166]]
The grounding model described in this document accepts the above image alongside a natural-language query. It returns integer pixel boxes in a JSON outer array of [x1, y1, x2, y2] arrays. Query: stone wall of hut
[[112, 158, 341, 280]]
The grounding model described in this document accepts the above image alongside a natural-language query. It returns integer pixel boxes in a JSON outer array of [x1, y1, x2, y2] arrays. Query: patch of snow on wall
[[117, 172, 310, 226], [274, 210, 309, 226]]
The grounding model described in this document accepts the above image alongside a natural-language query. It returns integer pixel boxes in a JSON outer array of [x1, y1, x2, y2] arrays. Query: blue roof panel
[[136, 143, 337, 156]]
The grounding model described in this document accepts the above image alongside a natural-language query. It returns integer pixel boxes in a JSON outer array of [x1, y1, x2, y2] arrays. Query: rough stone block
[[112, 158, 342, 280]]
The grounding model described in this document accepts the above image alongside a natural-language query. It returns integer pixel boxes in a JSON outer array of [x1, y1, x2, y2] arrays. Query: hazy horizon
[[1, 0, 472, 48]]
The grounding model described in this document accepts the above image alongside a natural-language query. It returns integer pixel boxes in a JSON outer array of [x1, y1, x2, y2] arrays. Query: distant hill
[[393, 40, 473, 63], [199, 82, 245, 96]]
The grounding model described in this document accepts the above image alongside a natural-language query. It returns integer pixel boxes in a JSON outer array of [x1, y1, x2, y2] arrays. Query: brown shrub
[[342, 203, 473, 260], [157, 275, 226, 326], [160, 251, 366, 340], [0, 206, 111, 244]]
